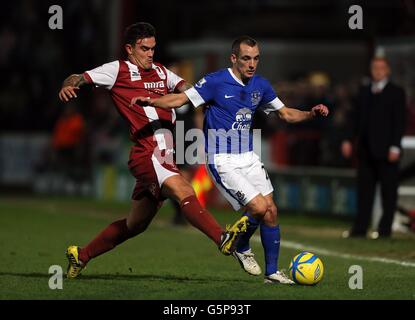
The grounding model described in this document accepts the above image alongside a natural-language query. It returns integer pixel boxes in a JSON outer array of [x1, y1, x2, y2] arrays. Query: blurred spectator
[[341, 57, 407, 239], [286, 72, 333, 166], [320, 84, 354, 167], [88, 90, 125, 165], [50, 103, 88, 186]]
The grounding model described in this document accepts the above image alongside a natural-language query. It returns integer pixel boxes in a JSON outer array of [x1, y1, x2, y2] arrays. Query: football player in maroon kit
[[59, 22, 248, 278]]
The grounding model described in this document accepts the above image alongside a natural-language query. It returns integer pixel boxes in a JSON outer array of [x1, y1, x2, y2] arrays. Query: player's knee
[[248, 197, 268, 219], [162, 176, 195, 203], [262, 205, 278, 226], [173, 184, 195, 203], [181, 184, 196, 198]]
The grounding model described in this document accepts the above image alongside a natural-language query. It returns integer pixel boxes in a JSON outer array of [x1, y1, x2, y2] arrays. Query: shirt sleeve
[[84, 60, 120, 90], [184, 75, 215, 108], [165, 68, 186, 93], [259, 79, 285, 114]]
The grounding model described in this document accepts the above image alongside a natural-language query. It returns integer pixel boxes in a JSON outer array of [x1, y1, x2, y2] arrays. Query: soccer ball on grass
[[288, 251, 324, 285]]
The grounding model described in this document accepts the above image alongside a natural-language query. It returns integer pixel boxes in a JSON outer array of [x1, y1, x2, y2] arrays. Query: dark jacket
[[348, 82, 406, 159]]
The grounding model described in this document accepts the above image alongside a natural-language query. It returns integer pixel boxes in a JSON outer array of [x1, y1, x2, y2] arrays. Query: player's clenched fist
[[310, 104, 329, 117]]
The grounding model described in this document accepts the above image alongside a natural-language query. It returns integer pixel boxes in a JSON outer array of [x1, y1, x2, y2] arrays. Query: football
[[288, 251, 324, 285]]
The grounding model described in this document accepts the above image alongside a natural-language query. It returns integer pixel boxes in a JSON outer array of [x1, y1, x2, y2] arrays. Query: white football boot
[[264, 270, 295, 285], [233, 249, 262, 276]]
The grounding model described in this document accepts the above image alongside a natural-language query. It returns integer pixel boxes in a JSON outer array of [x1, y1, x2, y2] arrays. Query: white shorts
[[206, 151, 274, 211]]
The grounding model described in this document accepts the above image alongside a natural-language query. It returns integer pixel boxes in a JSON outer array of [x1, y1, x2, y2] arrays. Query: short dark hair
[[124, 22, 156, 46], [231, 36, 258, 56]]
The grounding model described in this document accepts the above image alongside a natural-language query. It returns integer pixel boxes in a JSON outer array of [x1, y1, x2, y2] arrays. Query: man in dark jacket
[[341, 57, 406, 238]]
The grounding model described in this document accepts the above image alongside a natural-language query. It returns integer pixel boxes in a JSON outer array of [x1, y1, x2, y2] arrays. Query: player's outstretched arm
[[58, 74, 88, 102], [277, 104, 329, 123], [130, 92, 190, 109]]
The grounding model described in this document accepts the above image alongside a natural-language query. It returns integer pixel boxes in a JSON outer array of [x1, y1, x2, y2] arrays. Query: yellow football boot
[[66, 246, 85, 279], [219, 216, 249, 255]]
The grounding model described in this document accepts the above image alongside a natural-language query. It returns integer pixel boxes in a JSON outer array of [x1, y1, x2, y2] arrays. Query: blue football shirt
[[185, 68, 284, 155]]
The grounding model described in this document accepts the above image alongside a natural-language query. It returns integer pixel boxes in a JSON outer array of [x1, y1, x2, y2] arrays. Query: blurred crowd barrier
[[2, 131, 415, 220]]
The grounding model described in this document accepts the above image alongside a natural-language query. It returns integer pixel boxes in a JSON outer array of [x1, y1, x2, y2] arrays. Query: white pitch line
[[166, 222, 415, 268], [250, 236, 415, 268]]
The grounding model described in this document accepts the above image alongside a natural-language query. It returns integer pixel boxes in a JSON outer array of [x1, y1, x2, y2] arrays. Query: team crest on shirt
[[251, 91, 261, 106], [130, 70, 141, 81], [127, 62, 142, 81], [195, 77, 206, 88]]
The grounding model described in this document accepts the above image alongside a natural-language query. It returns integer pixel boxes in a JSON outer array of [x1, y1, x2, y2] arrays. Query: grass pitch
[[0, 196, 414, 300]]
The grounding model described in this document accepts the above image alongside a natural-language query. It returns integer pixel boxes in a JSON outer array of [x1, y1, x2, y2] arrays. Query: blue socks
[[235, 212, 281, 276], [236, 213, 260, 253], [260, 224, 280, 276]]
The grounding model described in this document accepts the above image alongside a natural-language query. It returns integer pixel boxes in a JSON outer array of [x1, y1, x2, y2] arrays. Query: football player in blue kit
[[133, 36, 329, 284]]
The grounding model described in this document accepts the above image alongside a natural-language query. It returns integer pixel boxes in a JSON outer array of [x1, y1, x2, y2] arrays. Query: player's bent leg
[[66, 195, 159, 279], [161, 174, 196, 204], [161, 175, 248, 255], [235, 153, 275, 252], [162, 175, 222, 244]]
